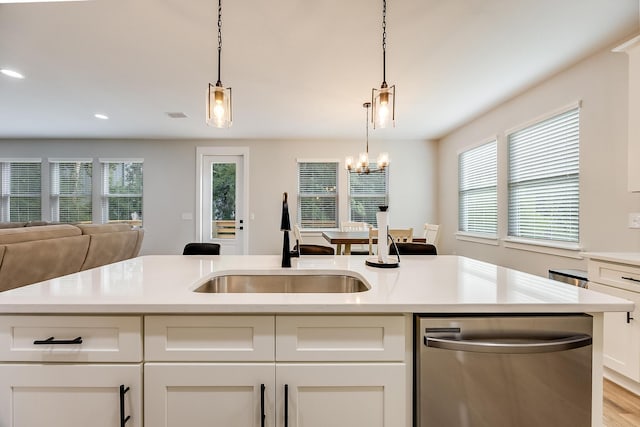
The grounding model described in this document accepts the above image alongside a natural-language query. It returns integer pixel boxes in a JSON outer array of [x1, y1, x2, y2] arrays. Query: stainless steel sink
[[193, 274, 370, 293]]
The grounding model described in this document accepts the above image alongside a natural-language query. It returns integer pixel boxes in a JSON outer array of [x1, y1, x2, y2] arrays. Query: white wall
[[0, 138, 437, 255], [438, 47, 640, 277]]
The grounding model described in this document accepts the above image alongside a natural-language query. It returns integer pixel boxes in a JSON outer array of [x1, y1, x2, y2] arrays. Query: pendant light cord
[[216, 0, 223, 86], [365, 103, 370, 154], [382, 0, 387, 85]]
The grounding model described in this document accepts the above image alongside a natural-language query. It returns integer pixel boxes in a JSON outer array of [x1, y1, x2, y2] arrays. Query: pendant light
[[371, 0, 395, 129], [346, 102, 389, 174], [206, 0, 232, 128]]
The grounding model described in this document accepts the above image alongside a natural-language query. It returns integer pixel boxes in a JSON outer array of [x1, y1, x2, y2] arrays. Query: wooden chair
[[183, 242, 221, 255], [368, 227, 413, 255], [340, 221, 371, 255], [389, 242, 437, 255], [423, 223, 440, 246]]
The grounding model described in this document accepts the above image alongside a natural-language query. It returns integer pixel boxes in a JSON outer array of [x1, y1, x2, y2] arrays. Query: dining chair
[[368, 227, 413, 255], [183, 242, 221, 255], [340, 221, 371, 255], [389, 242, 437, 256], [423, 223, 440, 246], [292, 224, 334, 255]]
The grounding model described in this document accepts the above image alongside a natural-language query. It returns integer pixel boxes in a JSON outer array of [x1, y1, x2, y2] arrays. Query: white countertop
[[0, 255, 633, 314], [581, 252, 640, 266]]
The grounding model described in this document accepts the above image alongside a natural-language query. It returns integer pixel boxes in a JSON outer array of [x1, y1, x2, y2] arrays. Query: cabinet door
[[276, 363, 408, 427], [145, 363, 275, 427], [588, 282, 640, 381], [0, 364, 142, 427]]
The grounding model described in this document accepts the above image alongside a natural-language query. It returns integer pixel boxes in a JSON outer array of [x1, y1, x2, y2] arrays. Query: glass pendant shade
[[207, 83, 232, 128], [372, 84, 395, 129]]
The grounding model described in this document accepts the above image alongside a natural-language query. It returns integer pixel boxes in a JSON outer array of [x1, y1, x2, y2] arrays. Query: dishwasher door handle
[[424, 333, 592, 354]]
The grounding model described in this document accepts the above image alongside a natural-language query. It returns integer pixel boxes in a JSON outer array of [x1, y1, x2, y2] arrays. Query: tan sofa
[[0, 223, 144, 292]]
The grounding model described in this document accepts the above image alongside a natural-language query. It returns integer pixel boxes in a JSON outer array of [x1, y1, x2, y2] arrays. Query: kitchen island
[[0, 254, 634, 427]]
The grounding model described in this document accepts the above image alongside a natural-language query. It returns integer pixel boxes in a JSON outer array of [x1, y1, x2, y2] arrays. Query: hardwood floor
[[604, 379, 640, 427]]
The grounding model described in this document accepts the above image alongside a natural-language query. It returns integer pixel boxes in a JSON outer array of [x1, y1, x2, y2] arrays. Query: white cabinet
[[276, 363, 406, 427], [144, 315, 409, 427], [145, 363, 274, 427], [588, 282, 640, 381], [0, 364, 142, 427], [0, 315, 143, 427], [588, 258, 640, 389]]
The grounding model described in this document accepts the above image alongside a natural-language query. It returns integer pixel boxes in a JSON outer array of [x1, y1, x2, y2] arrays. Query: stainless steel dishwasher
[[415, 314, 593, 427]]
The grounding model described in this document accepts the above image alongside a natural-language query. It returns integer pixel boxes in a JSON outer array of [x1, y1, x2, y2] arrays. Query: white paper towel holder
[[366, 204, 400, 268]]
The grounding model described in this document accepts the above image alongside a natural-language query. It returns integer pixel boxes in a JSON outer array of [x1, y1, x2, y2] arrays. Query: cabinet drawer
[[588, 260, 640, 292], [145, 315, 275, 361], [276, 315, 406, 362], [0, 315, 142, 362]]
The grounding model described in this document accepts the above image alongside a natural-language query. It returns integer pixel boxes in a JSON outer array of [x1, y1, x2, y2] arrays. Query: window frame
[[347, 166, 389, 227], [0, 159, 43, 222], [49, 158, 93, 224], [505, 103, 581, 248], [296, 159, 339, 230], [457, 138, 498, 238], [99, 158, 144, 226]]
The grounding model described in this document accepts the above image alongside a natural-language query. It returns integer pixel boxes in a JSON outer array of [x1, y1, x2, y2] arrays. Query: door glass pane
[[211, 163, 236, 239]]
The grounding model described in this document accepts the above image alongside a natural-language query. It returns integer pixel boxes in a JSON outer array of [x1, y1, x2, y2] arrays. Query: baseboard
[[604, 367, 640, 396]]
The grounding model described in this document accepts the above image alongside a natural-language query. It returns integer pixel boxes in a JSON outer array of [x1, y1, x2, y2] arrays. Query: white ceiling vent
[[166, 112, 188, 119]]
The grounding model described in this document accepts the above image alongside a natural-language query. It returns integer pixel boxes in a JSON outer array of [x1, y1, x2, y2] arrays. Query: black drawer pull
[[33, 336, 83, 345], [622, 276, 640, 283], [120, 385, 131, 426]]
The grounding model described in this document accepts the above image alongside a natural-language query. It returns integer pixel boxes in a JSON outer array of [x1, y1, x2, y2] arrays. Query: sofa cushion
[[77, 223, 132, 234], [80, 231, 139, 271], [0, 222, 27, 229], [0, 224, 80, 245], [0, 235, 90, 292]]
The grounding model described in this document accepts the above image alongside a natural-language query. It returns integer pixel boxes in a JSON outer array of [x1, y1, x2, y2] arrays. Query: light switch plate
[[629, 213, 640, 229]]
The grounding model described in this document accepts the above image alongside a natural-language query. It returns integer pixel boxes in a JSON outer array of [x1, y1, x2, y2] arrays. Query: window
[[348, 167, 388, 226], [50, 160, 92, 223], [458, 140, 497, 235], [101, 160, 143, 224], [297, 161, 338, 229], [0, 161, 42, 222], [508, 106, 580, 243]]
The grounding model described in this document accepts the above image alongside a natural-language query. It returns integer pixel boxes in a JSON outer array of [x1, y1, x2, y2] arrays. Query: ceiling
[[0, 0, 638, 141]]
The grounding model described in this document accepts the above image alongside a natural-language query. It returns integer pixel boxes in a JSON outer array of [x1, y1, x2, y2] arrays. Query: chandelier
[[371, 0, 395, 129], [345, 102, 389, 174], [206, 0, 232, 128]]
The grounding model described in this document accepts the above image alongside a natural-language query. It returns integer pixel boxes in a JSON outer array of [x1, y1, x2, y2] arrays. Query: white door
[[145, 363, 275, 426], [201, 154, 246, 254], [0, 364, 142, 427], [276, 363, 407, 427]]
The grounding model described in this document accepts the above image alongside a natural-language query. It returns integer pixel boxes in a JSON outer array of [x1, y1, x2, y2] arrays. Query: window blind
[[297, 162, 338, 229], [0, 161, 41, 222], [50, 161, 92, 223], [458, 140, 497, 235], [508, 107, 580, 243], [348, 168, 388, 226], [101, 161, 143, 224]]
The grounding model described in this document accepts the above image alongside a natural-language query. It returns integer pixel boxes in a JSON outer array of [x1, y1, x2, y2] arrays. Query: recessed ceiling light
[[94, 113, 109, 120], [0, 69, 25, 79]]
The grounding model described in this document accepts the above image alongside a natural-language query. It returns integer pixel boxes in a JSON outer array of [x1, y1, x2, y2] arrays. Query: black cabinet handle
[[284, 384, 289, 427], [33, 336, 83, 345], [120, 385, 131, 427], [260, 384, 265, 427], [628, 312, 634, 323], [622, 276, 640, 283]]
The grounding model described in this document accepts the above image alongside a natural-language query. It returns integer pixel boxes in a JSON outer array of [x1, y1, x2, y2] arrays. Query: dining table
[[321, 230, 427, 255]]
